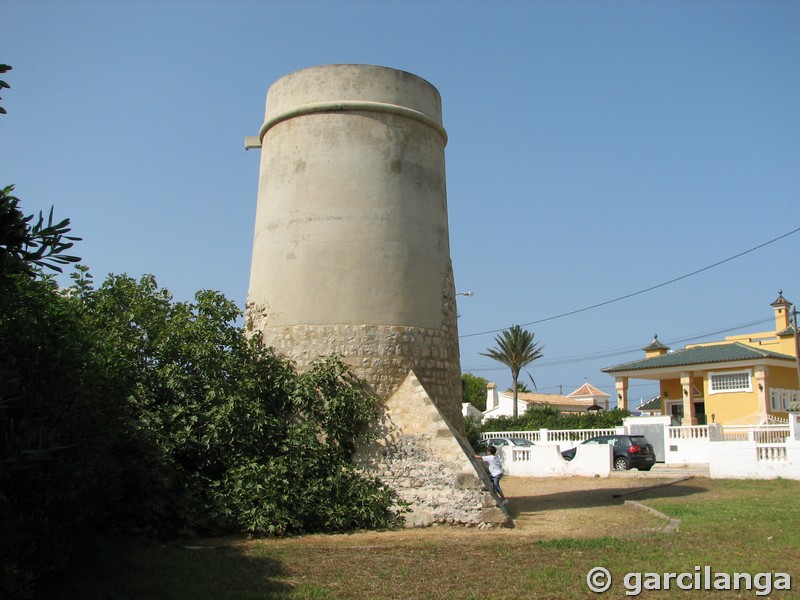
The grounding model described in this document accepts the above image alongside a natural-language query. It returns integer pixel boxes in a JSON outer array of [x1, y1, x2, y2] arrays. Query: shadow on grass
[[507, 480, 708, 518], [35, 535, 294, 600]]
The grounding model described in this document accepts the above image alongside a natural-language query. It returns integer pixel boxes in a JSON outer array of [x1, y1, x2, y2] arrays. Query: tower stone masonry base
[[354, 370, 511, 527], [244, 318, 463, 431]]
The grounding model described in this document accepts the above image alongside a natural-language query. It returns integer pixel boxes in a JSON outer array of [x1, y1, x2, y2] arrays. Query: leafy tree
[[1, 192, 401, 595], [464, 416, 483, 453], [0, 63, 10, 115], [507, 382, 531, 394], [1, 185, 81, 277], [461, 373, 489, 411], [481, 325, 544, 419], [0, 193, 112, 598], [73, 273, 401, 537]]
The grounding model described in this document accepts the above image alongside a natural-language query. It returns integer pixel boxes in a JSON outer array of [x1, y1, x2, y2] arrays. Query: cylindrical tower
[[246, 64, 462, 427]]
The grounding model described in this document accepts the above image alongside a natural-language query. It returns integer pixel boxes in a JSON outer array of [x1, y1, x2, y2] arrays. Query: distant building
[[481, 382, 610, 421], [462, 402, 483, 421], [567, 382, 611, 411], [635, 396, 662, 416], [604, 292, 799, 426]]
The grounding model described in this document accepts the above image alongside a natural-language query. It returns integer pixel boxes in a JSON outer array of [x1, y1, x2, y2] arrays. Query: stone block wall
[[246, 315, 463, 431], [354, 370, 510, 527]]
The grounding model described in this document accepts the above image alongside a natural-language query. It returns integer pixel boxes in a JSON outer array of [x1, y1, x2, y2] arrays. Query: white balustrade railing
[[481, 428, 620, 448], [667, 425, 709, 440], [722, 425, 790, 444], [756, 445, 788, 462], [511, 448, 532, 462], [480, 430, 540, 443]]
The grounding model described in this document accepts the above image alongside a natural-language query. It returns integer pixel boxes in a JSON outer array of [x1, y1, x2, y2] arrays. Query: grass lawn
[[36, 476, 800, 599]]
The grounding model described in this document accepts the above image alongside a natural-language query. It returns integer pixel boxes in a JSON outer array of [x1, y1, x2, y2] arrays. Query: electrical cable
[[461, 317, 773, 373], [459, 227, 800, 339]]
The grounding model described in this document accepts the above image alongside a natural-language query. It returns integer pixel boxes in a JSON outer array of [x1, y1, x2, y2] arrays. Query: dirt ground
[[274, 473, 703, 549], [498, 473, 687, 538]]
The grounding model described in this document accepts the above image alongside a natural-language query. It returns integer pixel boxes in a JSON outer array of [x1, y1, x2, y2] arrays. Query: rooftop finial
[[771, 291, 790, 307]]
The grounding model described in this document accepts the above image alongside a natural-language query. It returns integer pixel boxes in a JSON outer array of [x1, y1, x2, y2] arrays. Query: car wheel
[[613, 457, 629, 471]]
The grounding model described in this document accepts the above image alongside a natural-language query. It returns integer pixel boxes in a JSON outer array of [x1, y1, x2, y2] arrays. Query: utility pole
[[793, 305, 800, 389]]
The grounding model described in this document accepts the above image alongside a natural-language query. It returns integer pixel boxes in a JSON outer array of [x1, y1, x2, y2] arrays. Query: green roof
[[603, 342, 796, 374], [637, 396, 662, 411]]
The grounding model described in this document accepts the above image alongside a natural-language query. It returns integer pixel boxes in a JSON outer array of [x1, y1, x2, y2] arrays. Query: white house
[[461, 402, 483, 421], [567, 382, 611, 411], [482, 382, 610, 421]]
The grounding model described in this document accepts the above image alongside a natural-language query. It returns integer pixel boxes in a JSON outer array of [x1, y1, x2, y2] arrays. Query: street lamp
[[455, 291, 473, 320]]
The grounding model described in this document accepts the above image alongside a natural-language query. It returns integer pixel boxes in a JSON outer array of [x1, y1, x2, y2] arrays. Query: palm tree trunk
[[512, 372, 519, 418]]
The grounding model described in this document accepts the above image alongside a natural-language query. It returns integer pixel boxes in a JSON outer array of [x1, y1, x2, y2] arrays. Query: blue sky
[[3, 1, 798, 406]]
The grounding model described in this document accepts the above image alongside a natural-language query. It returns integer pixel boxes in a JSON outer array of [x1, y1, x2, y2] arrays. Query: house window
[[770, 388, 799, 411], [708, 369, 752, 394], [770, 390, 781, 411]]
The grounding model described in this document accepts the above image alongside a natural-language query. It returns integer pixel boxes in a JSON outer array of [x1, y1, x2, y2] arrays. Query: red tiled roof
[[498, 390, 596, 408], [567, 383, 610, 398]]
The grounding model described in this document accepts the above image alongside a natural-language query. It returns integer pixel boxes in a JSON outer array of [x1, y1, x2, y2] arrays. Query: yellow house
[[603, 292, 800, 426]]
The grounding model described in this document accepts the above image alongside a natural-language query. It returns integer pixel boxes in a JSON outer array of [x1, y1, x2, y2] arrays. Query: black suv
[[561, 434, 656, 471]]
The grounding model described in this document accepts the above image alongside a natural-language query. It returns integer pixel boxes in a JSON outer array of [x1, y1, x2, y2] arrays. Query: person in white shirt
[[475, 445, 509, 506]]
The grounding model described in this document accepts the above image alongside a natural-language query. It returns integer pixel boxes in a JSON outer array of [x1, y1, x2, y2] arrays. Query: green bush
[[461, 373, 489, 411], [1, 187, 115, 598], [463, 416, 483, 452], [482, 406, 630, 434], [0, 274, 119, 598], [1, 263, 402, 596], [74, 273, 402, 538]]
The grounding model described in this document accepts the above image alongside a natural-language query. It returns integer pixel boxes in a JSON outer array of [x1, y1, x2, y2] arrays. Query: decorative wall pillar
[[754, 365, 769, 416], [486, 382, 497, 411], [789, 413, 799, 441], [681, 372, 697, 425], [615, 377, 628, 411]]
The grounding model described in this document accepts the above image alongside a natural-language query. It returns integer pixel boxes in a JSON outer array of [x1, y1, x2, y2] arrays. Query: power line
[[461, 316, 773, 372], [459, 227, 800, 339], [536, 317, 773, 368]]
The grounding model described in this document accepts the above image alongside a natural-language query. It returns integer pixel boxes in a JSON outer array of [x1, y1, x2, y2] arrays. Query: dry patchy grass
[[38, 475, 800, 599]]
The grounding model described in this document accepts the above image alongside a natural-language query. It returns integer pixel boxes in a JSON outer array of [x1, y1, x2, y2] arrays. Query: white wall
[[709, 440, 800, 480], [462, 402, 483, 421], [485, 416, 800, 480], [482, 385, 527, 420], [498, 444, 612, 478], [664, 426, 712, 465]]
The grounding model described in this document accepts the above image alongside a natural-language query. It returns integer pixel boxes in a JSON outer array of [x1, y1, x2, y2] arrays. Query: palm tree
[[507, 382, 531, 394], [481, 325, 544, 419]]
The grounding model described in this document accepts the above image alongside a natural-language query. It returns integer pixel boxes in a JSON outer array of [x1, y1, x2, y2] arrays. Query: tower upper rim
[[258, 100, 448, 145]]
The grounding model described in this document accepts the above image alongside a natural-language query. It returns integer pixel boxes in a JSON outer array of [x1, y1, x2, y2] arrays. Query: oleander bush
[[1, 190, 401, 598]]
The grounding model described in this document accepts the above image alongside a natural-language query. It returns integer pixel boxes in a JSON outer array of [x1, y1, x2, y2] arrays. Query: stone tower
[[246, 64, 462, 427], [246, 65, 509, 526]]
